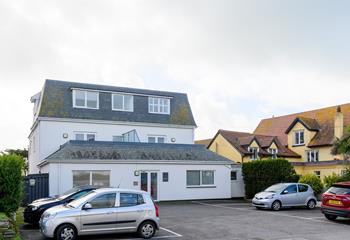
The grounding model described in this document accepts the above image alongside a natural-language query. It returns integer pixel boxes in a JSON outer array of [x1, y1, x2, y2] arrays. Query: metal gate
[[23, 173, 49, 205]]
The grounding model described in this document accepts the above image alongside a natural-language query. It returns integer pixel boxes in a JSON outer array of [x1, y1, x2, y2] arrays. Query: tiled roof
[[254, 104, 350, 146], [37, 79, 197, 126], [44, 141, 233, 163], [195, 138, 212, 147], [209, 130, 300, 158]]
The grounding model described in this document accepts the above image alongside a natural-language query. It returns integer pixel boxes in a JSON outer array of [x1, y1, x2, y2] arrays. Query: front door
[[140, 171, 159, 201]]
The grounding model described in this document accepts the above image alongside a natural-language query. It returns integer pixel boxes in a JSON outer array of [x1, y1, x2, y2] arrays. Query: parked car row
[[24, 187, 159, 240], [252, 181, 350, 222]]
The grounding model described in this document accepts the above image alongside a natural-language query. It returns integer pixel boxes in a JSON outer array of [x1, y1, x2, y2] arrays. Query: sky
[[1, 0, 350, 150]]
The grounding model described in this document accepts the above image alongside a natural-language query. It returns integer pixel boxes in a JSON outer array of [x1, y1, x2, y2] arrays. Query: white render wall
[[43, 162, 232, 201], [29, 119, 195, 174]]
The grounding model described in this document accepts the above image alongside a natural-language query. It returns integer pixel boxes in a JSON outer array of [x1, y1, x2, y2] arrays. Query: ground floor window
[[186, 170, 215, 187], [231, 171, 237, 180], [73, 170, 110, 187], [314, 171, 321, 178]]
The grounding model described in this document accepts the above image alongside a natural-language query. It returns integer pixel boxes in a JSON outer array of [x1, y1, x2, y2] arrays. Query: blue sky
[[1, 0, 350, 149]]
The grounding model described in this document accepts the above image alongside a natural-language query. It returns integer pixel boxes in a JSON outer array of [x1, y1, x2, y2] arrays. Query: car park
[[24, 186, 96, 225], [321, 181, 350, 221], [252, 183, 317, 211], [39, 188, 159, 240]]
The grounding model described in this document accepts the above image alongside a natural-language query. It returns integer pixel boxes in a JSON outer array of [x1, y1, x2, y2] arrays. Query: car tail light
[[154, 202, 159, 217]]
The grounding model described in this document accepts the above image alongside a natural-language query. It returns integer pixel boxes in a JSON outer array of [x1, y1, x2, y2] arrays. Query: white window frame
[[74, 132, 97, 141], [186, 170, 215, 187], [72, 90, 99, 109], [111, 93, 134, 112], [147, 135, 166, 143], [294, 130, 305, 146], [72, 170, 110, 187], [314, 171, 321, 178], [268, 148, 278, 159], [248, 147, 259, 160], [306, 150, 319, 162], [148, 97, 170, 114]]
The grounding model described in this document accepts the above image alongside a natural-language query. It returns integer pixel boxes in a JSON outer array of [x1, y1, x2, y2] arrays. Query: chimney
[[334, 106, 344, 139]]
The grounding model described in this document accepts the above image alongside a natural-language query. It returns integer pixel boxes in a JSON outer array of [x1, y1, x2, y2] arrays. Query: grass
[[0, 209, 24, 240], [0, 212, 6, 221]]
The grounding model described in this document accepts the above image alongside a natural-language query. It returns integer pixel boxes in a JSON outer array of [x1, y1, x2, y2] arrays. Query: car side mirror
[[83, 203, 92, 210], [282, 190, 288, 194]]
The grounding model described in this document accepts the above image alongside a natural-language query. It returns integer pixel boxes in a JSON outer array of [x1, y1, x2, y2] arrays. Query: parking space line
[[111, 227, 182, 240], [159, 227, 183, 237], [192, 201, 347, 226]]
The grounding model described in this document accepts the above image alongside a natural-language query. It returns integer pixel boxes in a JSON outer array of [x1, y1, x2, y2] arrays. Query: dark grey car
[[252, 183, 317, 211]]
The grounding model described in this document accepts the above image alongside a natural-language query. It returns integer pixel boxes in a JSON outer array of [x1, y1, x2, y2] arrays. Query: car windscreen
[[326, 186, 350, 195], [67, 191, 97, 208], [264, 184, 289, 193], [57, 187, 81, 200]]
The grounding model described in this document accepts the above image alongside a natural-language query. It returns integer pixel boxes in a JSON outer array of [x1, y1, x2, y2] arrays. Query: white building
[[29, 79, 243, 200]]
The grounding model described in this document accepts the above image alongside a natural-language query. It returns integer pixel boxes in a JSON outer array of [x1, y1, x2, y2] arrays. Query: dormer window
[[73, 90, 99, 109], [148, 97, 170, 114], [294, 130, 304, 145], [112, 94, 133, 112], [268, 148, 278, 159], [248, 147, 259, 160]]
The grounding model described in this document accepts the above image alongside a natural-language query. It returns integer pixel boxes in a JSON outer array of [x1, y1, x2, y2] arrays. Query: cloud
[[1, 0, 350, 149]]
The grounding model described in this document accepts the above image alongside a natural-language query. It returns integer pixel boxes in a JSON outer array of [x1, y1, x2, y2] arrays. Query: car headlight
[[264, 195, 275, 199], [42, 212, 57, 221], [31, 206, 39, 211]]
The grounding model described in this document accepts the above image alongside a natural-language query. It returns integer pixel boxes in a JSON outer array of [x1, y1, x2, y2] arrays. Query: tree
[[331, 126, 350, 159], [1, 149, 28, 175]]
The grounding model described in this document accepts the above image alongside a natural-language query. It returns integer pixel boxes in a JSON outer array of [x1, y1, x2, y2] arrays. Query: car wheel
[[55, 224, 77, 240], [306, 200, 316, 209], [138, 221, 156, 239], [324, 214, 338, 221], [271, 200, 281, 211]]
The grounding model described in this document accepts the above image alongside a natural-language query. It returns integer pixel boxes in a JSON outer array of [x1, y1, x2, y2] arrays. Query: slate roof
[[44, 141, 233, 163], [208, 130, 300, 158], [254, 104, 350, 146], [37, 79, 196, 126]]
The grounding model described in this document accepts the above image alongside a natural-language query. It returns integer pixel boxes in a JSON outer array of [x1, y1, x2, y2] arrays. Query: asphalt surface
[[20, 200, 350, 240]]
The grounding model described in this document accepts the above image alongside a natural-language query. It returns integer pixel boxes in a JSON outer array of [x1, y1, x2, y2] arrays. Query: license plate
[[328, 200, 342, 206]]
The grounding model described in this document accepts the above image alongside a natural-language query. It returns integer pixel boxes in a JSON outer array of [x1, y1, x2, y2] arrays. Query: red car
[[321, 181, 350, 220]]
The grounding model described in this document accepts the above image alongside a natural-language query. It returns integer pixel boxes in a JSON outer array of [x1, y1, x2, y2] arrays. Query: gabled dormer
[[247, 138, 260, 160]]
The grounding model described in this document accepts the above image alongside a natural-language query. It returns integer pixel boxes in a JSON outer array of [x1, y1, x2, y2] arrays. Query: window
[[112, 94, 133, 112], [73, 170, 110, 187], [314, 171, 321, 178], [74, 132, 96, 141], [148, 97, 170, 114], [231, 171, 237, 181], [186, 170, 215, 187], [298, 184, 309, 193], [112, 136, 124, 142], [283, 184, 297, 194], [162, 172, 169, 182], [70, 190, 91, 200], [306, 150, 319, 162], [89, 193, 116, 208], [268, 148, 278, 159], [148, 135, 166, 143], [73, 90, 99, 109], [248, 147, 259, 160], [120, 193, 144, 207], [294, 130, 305, 145]]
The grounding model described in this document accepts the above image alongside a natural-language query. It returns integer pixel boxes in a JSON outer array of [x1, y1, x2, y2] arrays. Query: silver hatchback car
[[252, 183, 317, 211], [39, 188, 159, 240]]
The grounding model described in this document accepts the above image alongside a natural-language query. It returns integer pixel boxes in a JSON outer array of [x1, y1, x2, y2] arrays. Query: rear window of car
[[326, 186, 350, 195], [120, 193, 145, 207], [298, 184, 308, 192]]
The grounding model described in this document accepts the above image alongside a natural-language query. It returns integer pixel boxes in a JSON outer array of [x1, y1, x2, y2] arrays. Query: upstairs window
[[148, 135, 166, 143], [248, 147, 259, 160], [112, 94, 133, 112], [148, 97, 170, 114], [268, 148, 278, 159], [73, 90, 99, 109], [294, 130, 305, 145], [306, 150, 319, 162]]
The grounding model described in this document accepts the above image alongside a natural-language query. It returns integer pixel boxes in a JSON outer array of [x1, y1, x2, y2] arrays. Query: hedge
[[242, 158, 299, 199], [323, 167, 350, 188], [299, 174, 324, 195], [0, 154, 25, 215]]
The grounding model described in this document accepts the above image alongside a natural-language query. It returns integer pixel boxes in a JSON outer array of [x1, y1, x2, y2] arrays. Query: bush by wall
[[299, 174, 324, 195], [323, 168, 350, 188], [242, 158, 299, 199], [0, 154, 25, 215]]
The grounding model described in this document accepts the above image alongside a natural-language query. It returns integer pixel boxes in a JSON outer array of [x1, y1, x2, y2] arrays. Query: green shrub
[[242, 158, 299, 199], [323, 173, 341, 189], [0, 154, 25, 215], [299, 174, 324, 195]]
